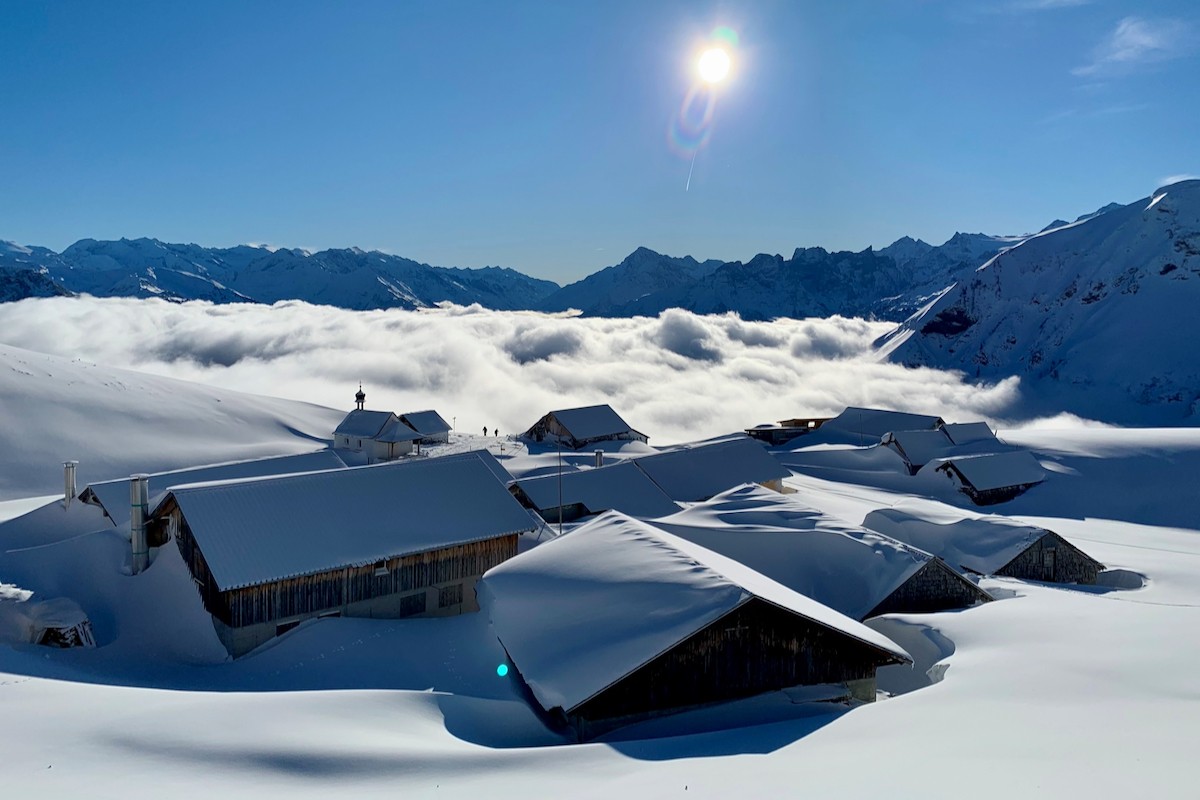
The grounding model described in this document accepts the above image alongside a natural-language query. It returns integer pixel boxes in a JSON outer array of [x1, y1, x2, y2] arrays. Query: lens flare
[[698, 48, 730, 83]]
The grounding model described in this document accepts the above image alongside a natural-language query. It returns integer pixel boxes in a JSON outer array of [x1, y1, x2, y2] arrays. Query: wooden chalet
[[864, 508, 1104, 585], [399, 410, 452, 444], [881, 429, 955, 475], [521, 404, 648, 450], [653, 484, 991, 620], [479, 512, 911, 740], [148, 452, 536, 657], [930, 450, 1046, 505]]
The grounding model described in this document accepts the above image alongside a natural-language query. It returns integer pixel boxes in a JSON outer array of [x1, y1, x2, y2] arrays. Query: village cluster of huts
[[749, 406, 1048, 506], [48, 393, 1104, 740]]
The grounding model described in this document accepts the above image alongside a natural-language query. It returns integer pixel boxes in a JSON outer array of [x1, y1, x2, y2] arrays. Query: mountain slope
[[880, 179, 1200, 421], [536, 247, 723, 315], [0, 343, 344, 500]]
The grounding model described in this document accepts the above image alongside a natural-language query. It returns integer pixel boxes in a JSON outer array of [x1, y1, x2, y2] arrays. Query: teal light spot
[[496, 663, 509, 677]]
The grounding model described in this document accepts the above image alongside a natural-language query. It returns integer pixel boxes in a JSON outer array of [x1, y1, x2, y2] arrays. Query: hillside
[[880, 179, 1200, 422], [0, 343, 343, 500]]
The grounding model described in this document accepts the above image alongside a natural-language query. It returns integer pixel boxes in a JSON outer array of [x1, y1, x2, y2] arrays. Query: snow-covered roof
[[333, 409, 397, 438], [376, 418, 421, 443], [863, 508, 1053, 575], [512, 461, 679, 519], [823, 407, 945, 438], [479, 511, 910, 714], [934, 450, 1045, 491], [80, 450, 348, 529], [435, 448, 512, 485], [940, 422, 997, 446], [399, 410, 452, 437], [155, 453, 536, 591], [650, 484, 942, 620], [548, 404, 639, 441], [631, 436, 790, 502], [882, 429, 955, 468]]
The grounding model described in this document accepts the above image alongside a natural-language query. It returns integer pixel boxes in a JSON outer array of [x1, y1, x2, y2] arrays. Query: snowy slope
[[0, 343, 343, 500], [881, 180, 1200, 422]]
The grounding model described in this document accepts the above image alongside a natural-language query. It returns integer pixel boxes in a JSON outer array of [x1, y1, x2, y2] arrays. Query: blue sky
[[1, 0, 1196, 283]]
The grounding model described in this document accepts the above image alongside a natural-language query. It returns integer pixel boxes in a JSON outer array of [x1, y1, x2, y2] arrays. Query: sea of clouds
[[0, 297, 1035, 443]]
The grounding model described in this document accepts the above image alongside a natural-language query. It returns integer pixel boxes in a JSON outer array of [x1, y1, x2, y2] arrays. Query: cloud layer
[[0, 297, 1029, 443]]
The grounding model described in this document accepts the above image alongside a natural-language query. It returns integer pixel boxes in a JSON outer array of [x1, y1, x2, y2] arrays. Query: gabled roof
[[864, 507, 1055, 575], [650, 485, 988, 620], [479, 511, 910, 714], [822, 407, 945, 439], [399, 410, 452, 437], [152, 452, 536, 592], [333, 409, 398, 438], [79, 450, 348, 529], [548, 404, 640, 441], [512, 461, 679, 519], [940, 422, 998, 446], [375, 418, 421, 443], [631, 436, 790, 502], [933, 450, 1045, 491], [430, 449, 513, 485], [882, 429, 955, 468]]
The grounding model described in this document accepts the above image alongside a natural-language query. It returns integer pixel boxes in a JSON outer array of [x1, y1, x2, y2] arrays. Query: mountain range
[[880, 179, 1200, 421], [1, 227, 1031, 323]]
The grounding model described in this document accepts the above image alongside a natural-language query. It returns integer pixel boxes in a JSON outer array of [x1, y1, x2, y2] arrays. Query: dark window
[[276, 619, 302, 636], [438, 583, 464, 608], [399, 593, 427, 617]]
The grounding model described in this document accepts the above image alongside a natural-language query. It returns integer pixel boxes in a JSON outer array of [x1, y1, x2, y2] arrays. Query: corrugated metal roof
[[513, 461, 679, 519], [399, 410, 452, 437], [80, 450, 348, 529], [156, 453, 536, 591], [479, 511, 910, 714], [333, 409, 397, 438], [547, 404, 639, 442], [936, 450, 1045, 491], [631, 436, 790, 502]]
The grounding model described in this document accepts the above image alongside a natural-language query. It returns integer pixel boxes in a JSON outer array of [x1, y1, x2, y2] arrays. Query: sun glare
[[698, 48, 730, 83]]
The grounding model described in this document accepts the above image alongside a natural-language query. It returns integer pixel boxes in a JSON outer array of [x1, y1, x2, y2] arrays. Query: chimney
[[594, 450, 604, 468], [130, 474, 150, 575], [63, 461, 78, 508]]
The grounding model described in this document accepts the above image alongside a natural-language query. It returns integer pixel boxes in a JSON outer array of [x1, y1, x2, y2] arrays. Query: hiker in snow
[[483, 426, 488, 436]]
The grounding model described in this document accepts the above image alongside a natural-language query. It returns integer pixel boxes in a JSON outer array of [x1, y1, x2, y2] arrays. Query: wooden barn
[[631, 435, 791, 502], [148, 451, 536, 657], [939, 422, 1000, 447], [929, 450, 1046, 505], [744, 416, 831, 445], [881, 429, 955, 475], [863, 508, 1104, 585], [399, 410, 452, 444], [521, 404, 649, 450], [653, 484, 992, 620], [509, 460, 679, 523], [78, 449, 348, 530], [479, 511, 911, 740]]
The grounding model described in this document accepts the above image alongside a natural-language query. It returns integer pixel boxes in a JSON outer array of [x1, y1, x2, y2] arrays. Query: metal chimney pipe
[[130, 474, 150, 574], [63, 461, 78, 508], [594, 450, 604, 468]]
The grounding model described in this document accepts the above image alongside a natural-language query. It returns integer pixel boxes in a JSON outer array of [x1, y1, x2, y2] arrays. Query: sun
[[698, 47, 730, 84]]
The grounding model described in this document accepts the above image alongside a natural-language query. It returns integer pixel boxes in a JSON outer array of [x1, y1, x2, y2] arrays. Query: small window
[[438, 583, 464, 608], [399, 593, 427, 618]]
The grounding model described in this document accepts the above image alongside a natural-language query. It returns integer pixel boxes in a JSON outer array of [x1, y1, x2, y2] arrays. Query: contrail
[[686, 151, 697, 191]]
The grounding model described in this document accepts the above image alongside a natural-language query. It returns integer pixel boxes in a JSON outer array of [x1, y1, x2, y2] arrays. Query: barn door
[[1042, 548, 1057, 581]]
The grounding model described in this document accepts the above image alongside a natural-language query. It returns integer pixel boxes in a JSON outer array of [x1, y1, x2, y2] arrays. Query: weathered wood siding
[[523, 413, 646, 449], [172, 507, 518, 627], [867, 559, 991, 618], [996, 532, 1102, 584], [567, 597, 905, 739]]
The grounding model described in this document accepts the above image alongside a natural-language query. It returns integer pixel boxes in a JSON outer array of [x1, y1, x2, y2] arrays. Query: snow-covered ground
[[2, 341, 1198, 797]]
